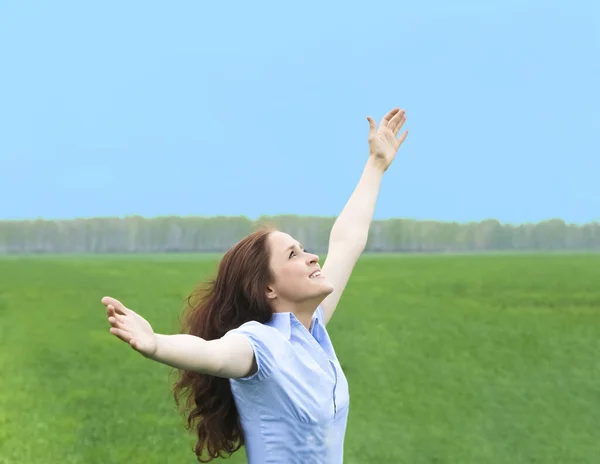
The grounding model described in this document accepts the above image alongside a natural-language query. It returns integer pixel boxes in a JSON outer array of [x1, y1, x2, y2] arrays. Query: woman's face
[[266, 231, 334, 305]]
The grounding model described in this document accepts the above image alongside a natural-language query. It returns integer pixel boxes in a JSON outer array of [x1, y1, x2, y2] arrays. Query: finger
[[101, 296, 129, 315], [393, 116, 406, 137], [106, 305, 115, 318], [110, 327, 132, 343], [387, 109, 404, 131], [396, 130, 408, 148], [366, 116, 377, 140], [108, 315, 125, 330], [129, 339, 148, 354], [106, 305, 126, 326], [379, 107, 400, 128], [390, 111, 406, 136], [106, 304, 121, 317]]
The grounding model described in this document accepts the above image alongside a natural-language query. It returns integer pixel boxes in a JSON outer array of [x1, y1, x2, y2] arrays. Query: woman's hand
[[366, 107, 408, 172], [101, 296, 158, 358]]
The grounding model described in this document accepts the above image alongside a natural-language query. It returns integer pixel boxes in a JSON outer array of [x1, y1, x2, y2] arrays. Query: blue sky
[[1, 0, 598, 225]]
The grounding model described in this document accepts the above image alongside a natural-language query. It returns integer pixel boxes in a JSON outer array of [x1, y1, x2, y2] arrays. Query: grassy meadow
[[1, 252, 600, 463]]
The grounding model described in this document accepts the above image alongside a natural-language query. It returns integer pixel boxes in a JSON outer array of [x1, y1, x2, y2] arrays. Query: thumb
[[367, 116, 377, 141]]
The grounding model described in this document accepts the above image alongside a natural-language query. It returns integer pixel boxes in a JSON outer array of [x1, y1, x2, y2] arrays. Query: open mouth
[[309, 270, 322, 279]]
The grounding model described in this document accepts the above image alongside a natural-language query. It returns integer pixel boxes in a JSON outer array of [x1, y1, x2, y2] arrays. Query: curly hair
[[172, 226, 276, 461]]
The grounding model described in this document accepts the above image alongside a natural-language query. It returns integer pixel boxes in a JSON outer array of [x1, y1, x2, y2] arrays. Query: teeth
[[310, 271, 321, 278]]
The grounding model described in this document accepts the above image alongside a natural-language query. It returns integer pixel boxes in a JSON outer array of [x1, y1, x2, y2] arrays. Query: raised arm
[[101, 296, 255, 379], [320, 107, 408, 324]]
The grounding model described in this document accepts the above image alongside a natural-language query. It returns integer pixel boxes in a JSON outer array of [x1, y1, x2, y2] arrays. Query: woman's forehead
[[269, 231, 299, 251]]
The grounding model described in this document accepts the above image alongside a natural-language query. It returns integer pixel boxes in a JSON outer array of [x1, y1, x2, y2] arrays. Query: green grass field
[[2, 253, 600, 463]]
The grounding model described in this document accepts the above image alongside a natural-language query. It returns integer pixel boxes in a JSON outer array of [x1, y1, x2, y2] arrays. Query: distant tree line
[[0, 215, 598, 254]]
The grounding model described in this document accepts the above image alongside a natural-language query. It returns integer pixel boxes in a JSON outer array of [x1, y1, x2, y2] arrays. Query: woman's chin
[[318, 279, 335, 295], [305, 276, 334, 297]]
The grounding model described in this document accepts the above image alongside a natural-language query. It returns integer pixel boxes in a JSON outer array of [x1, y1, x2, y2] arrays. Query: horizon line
[[0, 214, 597, 227]]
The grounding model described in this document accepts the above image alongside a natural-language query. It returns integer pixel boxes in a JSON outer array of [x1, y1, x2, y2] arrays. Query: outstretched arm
[[320, 108, 408, 324], [151, 333, 256, 379], [101, 296, 255, 378]]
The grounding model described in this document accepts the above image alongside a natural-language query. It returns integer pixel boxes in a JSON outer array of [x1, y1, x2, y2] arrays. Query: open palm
[[367, 107, 408, 171], [101, 296, 157, 357]]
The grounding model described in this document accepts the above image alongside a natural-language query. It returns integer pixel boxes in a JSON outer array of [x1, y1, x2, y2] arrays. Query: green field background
[[2, 253, 600, 463]]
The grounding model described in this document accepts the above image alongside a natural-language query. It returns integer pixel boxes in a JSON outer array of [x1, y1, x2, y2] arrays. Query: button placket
[[291, 316, 339, 419]]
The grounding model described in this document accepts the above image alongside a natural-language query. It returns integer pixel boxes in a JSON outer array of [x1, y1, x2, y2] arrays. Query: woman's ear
[[265, 284, 277, 300]]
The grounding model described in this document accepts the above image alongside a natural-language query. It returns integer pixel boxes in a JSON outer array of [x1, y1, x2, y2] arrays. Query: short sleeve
[[224, 321, 285, 383]]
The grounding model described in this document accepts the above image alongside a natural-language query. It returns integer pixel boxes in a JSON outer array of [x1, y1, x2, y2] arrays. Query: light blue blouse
[[224, 305, 350, 463]]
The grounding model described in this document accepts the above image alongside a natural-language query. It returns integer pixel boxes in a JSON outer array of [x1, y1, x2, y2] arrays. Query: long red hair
[[172, 226, 276, 461]]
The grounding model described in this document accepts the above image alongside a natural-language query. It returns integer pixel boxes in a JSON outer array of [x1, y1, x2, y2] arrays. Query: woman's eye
[[289, 247, 309, 258]]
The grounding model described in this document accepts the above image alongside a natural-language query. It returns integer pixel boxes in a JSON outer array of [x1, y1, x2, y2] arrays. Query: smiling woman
[[264, 231, 335, 326], [99, 107, 408, 463]]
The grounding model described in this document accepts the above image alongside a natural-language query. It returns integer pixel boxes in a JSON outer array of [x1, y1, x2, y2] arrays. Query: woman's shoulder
[[223, 319, 289, 353], [224, 319, 291, 384], [227, 319, 280, 337]]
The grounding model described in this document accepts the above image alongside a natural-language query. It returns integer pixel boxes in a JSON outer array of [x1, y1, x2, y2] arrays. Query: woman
[[101, 107, 408, 463]]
